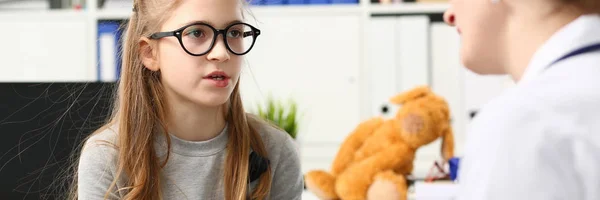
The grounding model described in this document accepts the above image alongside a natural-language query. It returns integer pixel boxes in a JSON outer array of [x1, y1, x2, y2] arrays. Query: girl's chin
[[189, 93, 232, 108]]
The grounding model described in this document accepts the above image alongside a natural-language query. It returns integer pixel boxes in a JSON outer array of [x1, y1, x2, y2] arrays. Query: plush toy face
[[389, 86, 452, 148]]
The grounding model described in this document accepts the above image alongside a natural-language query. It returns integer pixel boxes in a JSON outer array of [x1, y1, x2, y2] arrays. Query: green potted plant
[[253, 96, 300, 141]]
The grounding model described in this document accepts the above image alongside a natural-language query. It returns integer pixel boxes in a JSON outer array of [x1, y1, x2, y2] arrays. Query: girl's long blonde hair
[[66, 0, 272, 199]]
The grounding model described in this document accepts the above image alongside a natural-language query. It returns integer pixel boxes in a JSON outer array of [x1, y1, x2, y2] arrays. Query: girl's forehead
[[166, 0, 243, 29]]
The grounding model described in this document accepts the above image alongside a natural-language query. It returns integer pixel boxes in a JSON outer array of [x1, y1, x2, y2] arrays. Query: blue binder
[[331, 0, 357, 4], [308, 0, 330, 4], [264, 0, 285, 5], [249, 0, 264, 5], [287, 0, 305, 4], [97, 21, 123, 82]]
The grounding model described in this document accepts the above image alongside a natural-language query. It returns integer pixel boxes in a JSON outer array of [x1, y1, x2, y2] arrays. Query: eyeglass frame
[[148, 22, 261, 56]]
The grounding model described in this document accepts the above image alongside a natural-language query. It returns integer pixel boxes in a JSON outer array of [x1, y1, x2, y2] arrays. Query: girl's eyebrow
[[179, 20, 244, 29]]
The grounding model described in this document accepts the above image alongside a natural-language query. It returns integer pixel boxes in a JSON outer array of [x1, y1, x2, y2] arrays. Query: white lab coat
[[457, 14, 600, 200]]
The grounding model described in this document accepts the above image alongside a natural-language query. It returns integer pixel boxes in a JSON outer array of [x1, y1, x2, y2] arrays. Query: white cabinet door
[[368, 17, 398, 119], [369, 15, 438, 177], [395, 15, 430, 93], [0, 12, 90, 82], [430, 22, 465, 158], [238, 12, 363, 172], [368, 16, 431, 118]]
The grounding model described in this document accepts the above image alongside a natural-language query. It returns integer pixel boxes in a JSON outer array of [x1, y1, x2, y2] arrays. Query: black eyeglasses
[[149, 22, 261, 56]]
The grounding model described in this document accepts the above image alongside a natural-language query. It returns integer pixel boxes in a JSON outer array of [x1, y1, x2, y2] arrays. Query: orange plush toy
[[304, 86, 455, 200]]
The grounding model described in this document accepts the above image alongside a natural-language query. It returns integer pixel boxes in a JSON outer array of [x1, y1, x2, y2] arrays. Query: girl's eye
[[186, 29, 204, 38], [227, 30, 242, 38]]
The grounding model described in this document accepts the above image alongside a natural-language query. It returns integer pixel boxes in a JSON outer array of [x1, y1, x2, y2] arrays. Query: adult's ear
[[139, 37, 159, 71]]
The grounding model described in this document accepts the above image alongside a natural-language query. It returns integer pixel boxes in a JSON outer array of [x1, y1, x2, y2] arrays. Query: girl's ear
[[139, 37, 160, 71]]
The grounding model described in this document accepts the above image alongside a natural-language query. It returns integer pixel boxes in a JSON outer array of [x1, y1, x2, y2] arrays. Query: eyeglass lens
[[181, 23, 255, 55]]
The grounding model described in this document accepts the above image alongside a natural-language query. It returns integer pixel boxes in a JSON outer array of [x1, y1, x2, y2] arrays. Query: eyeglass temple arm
[[243, 30, 260, 38], [150, 31, 176, 39]]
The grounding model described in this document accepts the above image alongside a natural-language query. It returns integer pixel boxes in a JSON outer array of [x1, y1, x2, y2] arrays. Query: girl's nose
[[206, 35, 230, 62], [443, 7, 456, 27]]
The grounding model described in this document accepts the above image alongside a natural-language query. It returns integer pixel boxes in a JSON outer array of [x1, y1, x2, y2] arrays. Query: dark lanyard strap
[[549, 43, 600, 67]]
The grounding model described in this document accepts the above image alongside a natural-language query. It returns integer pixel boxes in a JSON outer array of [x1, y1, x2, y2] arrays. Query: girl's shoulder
[[77, 123, 124, 199], [79, 123, 120, 168], [82, 123, 120, 152], [249, 115, 304, 197], [249, 115, 299, 163], [251, 116, 296, 148]]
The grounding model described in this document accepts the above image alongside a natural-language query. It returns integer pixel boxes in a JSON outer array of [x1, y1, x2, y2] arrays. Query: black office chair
[[0, 82, 115, 200]]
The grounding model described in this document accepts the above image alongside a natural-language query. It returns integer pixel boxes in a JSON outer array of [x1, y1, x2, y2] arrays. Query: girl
[[443, 0, 600, 199], [72, 0, 303, 199]]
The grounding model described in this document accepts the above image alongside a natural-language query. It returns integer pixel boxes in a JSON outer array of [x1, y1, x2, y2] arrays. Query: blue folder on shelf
[[97, 21, 123, 82], [287, 0, 305, 4], [264, 0, 285, 4], [331, 0, 358, 4], [308, 0, 330, 4], [249, 0, 264, 5]]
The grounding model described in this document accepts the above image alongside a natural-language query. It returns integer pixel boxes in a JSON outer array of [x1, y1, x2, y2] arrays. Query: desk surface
[[302, 190, 419, 200]]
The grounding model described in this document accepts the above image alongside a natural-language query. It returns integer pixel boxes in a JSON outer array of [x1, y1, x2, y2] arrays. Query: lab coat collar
[[519, 14, 600, 84]]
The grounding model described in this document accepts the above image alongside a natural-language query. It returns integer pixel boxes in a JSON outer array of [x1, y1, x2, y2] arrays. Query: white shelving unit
[[0, 0, 451, 80], [91, 3, 449, 18], [0, 1, 448, 76], [369, 3, 448, 14]]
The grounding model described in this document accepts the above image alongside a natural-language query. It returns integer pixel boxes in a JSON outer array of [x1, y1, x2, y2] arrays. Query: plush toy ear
[[440, 126, 455, 161], [390, 86, 432, 105]]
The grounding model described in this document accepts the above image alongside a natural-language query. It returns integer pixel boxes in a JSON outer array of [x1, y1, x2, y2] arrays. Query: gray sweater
[[77, 122, 304, 200]]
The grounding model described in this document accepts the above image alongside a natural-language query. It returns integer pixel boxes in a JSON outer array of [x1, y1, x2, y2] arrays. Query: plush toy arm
[[441, 126, 454, 161], [335, 144, 414, 200], [331, 117, 384, 176]]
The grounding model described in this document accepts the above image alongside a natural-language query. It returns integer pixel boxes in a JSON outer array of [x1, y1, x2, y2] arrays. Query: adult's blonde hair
[[66, 0, 272, 199]]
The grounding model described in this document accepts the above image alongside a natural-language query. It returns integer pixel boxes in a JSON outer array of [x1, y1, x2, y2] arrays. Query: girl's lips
[[205, 77, 230, 88], [203, 71, 230, 79], [202, 71, 231, 88]]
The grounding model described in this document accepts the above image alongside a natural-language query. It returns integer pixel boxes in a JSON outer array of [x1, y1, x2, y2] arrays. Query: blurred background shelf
[[95, 9, 129, 20], [94, 3, 448, 20], [248, 4, 364, 15], [0, 8, 85, 18], [369, 3, 448, 14], [96, 4, 365, 20], [1, 0, 451, 19]]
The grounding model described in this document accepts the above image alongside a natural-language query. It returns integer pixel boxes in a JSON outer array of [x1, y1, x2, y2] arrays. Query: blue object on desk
[[449, 157, 460, 181]]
